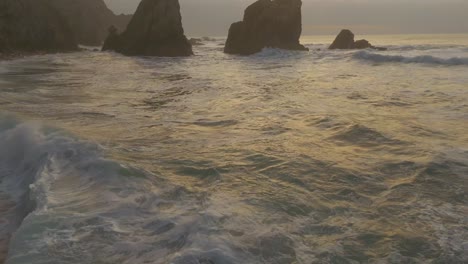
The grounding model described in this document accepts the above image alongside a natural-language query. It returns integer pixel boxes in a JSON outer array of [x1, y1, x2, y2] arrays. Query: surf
[[352, 50, 468, 66]]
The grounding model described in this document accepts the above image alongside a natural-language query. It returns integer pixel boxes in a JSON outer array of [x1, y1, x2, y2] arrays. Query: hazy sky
[[104, 0, 468, 36]]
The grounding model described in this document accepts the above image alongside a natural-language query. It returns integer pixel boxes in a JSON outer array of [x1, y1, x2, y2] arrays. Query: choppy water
[[1, 34, 468, 264]]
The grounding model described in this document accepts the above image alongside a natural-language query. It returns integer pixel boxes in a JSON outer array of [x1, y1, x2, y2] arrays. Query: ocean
[[0, 34, 467, 263]]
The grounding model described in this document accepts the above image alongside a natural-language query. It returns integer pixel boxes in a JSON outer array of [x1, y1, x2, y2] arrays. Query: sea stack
[[49, 0, 132, 46], [224, 0, 308, 55], [0, 0, 77, 55], [329, 29, 386, 50], [329, 29, 355, 49], [102, 0, 192, 57]]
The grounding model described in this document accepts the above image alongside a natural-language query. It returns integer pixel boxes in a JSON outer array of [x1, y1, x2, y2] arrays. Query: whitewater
[[0, 34, 467, 264]]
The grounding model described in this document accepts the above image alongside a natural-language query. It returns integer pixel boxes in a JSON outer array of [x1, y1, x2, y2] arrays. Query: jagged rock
[[0, 0, 77, 55], [329, 29, 387, 50], [354, 39, 372, 49], [113, 14, 133, 33], [102, 0, 193, 57], [101, 26, 120, 51], [329, 29, 355, 49], [49, 0, 132, 46], [224, 0, 308, 55]]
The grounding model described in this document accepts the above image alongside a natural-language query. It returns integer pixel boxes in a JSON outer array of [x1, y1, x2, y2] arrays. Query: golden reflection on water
[[1, 34, 467, 262]]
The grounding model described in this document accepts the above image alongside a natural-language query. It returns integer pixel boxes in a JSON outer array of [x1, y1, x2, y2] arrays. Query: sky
[[104, 0, 468, 36]]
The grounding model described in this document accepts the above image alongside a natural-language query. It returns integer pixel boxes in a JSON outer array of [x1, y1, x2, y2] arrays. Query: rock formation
[[0, 0, 77, 55], [329, 29, 386, 50], [353, 39, 372, 49], [49, 0, 132, 46], [102, 0, 193, 57], [224, 0, 308, 55], [101, 26, 120, 52], [329, 29, 355, 49]]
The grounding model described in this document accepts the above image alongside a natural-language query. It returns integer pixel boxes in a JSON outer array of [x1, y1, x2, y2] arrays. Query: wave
[[330, 124, 405, 147], [387, 44, 468, 51], [353, 50, 468, 66], [0, 115, 246, 264], [0, 115, 152, 263], [252, 48, 308, 59]]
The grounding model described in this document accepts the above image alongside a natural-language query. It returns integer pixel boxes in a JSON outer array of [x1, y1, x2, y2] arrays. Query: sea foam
[[0, 116, 244, 264], [353, 50, 468, 66], [0, 116, 148, 263]]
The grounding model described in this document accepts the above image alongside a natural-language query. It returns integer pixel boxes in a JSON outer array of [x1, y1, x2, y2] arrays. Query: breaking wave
[[387, 44, 468, 51], [353, 50, 468, 66], [0, 115, 154, 263], [0, 115, 248, 264]]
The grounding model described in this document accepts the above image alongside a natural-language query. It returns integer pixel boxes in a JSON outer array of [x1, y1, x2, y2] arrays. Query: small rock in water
[[329, 29, 355, 49], [354, 39, 373, 49], [329, 29, 386, 51]]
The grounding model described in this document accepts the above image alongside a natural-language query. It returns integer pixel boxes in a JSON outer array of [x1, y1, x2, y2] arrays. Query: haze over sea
[[1, 34, 467, 263]]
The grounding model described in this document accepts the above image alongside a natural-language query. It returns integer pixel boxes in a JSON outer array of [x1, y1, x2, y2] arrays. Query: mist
[[104, 0, 468, 36]]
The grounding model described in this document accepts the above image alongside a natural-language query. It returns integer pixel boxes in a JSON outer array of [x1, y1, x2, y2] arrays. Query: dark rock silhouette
[[113, 14, 133, 34], [49, 0, 132, 46], [329, 29, 387, 50], [224, 0, 308, 55], [0, 0, 77, 55], [102, 0, 193, 57], [354, 39, 372, 49], [101, 26, 120, 52], [329, 29, 355, 49], [0, 0, 130, 57]]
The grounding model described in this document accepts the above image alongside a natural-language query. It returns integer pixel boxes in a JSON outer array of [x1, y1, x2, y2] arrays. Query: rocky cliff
[[102, 0, 192, 57], [49, 0, 132, 46], [0, 0, 77, 54], [224, 0, 308, 55]]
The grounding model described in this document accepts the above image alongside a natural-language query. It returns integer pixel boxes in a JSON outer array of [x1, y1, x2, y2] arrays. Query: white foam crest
[[0, 116, 150, 262], [387, 44, 467, 51], [0, 116, 249, 264], [0, 117, 48, 203], [353, 50, 468, 66], [0, 116, 105, 210], [252, 48, 307, 59]]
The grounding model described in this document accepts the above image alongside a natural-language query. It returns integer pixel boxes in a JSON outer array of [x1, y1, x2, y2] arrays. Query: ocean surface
[[0, 34, 467, 264]]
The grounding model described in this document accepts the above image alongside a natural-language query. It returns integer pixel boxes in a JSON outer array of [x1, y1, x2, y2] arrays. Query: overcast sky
[[104, 0, 468, 36]]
